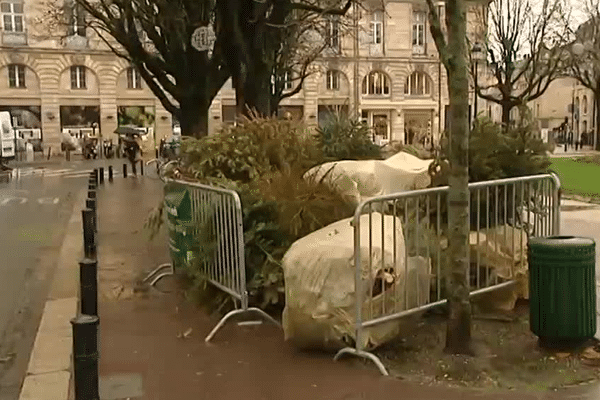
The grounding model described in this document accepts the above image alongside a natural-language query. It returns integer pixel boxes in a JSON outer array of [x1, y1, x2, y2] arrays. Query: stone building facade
[[1, 0, 492, 152], [531, 77, 596, 146], [211, 0, 492, 146], [0, 0, 172, 154]]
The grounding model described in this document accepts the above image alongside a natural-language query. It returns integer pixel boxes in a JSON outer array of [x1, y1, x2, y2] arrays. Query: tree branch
[[426, 0, 449, 69], [136, 63, 181, 118], [291, 0, 353, 16]]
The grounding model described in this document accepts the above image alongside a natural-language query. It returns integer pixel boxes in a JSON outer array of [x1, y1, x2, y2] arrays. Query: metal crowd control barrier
[[142, 178, 279, 342], [334, 173, 561, 375]]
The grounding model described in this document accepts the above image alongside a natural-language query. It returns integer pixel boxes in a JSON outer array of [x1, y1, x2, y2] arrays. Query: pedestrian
[[125, 135, 142, 176]]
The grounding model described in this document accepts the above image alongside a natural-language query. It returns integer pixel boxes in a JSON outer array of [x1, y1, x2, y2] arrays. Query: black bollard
[[123, 163, 128, 178], [88, 190, 96, 200], [71, 315, 100, 400], [82, 209, 97, 259], [140, 160, 144, 176], [92, 169, 98, 185], [79, 259, 98, 317], [108, 166, 113, 182], [86, 199, 97, 233], [99, 167, 104, 184]]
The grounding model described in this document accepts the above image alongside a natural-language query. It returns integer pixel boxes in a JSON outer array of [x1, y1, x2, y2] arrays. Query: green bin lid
[[529, 236, 595, 247]]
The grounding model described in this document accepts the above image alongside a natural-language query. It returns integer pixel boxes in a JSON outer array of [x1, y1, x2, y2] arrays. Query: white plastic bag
[[282, 212, 433, 351]]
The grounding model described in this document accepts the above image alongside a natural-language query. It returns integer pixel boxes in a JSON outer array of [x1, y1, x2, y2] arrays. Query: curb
[[18, 188, 88, 400]]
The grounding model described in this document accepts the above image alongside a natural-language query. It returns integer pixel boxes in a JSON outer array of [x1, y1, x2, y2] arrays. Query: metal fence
[[144, 178, 279, 342], [334, 173, 561, 375]]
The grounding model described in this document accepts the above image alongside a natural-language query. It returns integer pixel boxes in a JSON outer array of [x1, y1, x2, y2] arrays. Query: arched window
[[70, 65, 86, 89], [404, 71, 432, 95], [362, 71, 390, 95], [127, 67, 142, 89], [326, 70, 340, 90], [583, 95, 588, 114], [7, 64, 26, 88]]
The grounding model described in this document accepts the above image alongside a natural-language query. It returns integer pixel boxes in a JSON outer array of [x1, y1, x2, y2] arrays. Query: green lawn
[[549, 157, 600, 198]]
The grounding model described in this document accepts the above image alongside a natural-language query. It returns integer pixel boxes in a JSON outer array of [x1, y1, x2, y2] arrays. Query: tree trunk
[[444, 0, 473, 355], [179, 98, 209, 138], [501, 102, 512, 130], [242, 65, 272, 117]]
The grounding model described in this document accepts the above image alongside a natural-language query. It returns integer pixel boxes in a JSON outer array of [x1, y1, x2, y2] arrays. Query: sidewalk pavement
[[549, 144, 600, 158], [69, 175, 597, 400]]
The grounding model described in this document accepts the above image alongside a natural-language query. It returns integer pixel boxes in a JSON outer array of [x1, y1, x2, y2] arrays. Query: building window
[[283, 71, 293, 90], [222, 105, 237, 126], [318, 104, 348, 128], [412, 11, 426, 54], [67, 1, 86, 36], [70, 65, 86, 89], [362, 71, 390, 96], [7, 64, 25, 88], [270, 71, 293, 95], [326, 70, 340, 90], [326, 17, 340, 53], [583, 120, 588, 134], [1, 1, 24, 32], [127, 67, 142, 89], [373, 114, 389, 140], [371, 11, 383, 45], [405, 71, 432, 96], [583, 95, 588, 114]]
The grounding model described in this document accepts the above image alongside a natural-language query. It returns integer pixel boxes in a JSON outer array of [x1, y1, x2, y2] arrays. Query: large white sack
[[440, 224, 530, 312], [281, 212, 432, 351], [469, 225, 529, 312], [304, 152, 434, 207]]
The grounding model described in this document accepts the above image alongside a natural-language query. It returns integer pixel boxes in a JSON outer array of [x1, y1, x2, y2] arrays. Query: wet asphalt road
[[0, 158, 115, 399]]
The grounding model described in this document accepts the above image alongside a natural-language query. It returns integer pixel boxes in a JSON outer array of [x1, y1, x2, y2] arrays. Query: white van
[[0, 111, 16, 160]]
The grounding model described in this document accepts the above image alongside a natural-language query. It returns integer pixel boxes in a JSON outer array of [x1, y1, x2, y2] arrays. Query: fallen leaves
[[177, 328, 193, 339], [581, 347, 600, 366]]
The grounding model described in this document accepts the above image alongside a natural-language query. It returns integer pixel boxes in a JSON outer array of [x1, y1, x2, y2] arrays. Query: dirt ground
[[374, 301, 600, 392]]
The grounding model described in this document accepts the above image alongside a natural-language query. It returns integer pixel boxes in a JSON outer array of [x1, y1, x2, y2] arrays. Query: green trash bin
[[164, 183, 195, 272], [529, 236, 596, 345]]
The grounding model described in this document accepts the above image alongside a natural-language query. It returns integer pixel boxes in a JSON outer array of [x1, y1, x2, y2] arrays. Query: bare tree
[[425, 0, 473, 354], [568, 0, 600, 150], [218, 0, 354, 118], [477, 0, 569, 127], [267, 11, 326, 116], [38, 0, 229, 138]]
